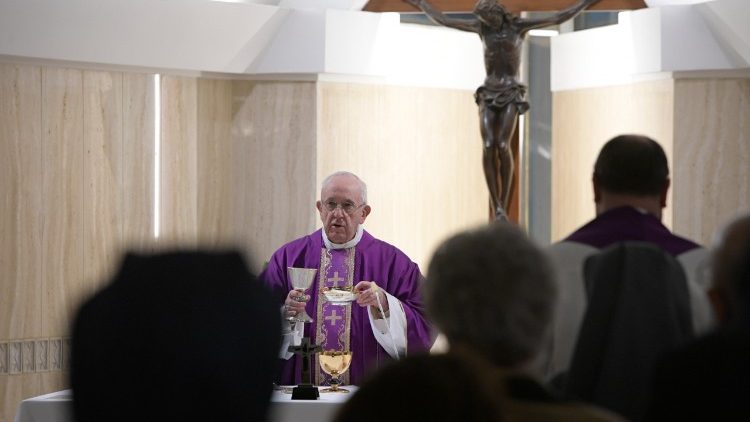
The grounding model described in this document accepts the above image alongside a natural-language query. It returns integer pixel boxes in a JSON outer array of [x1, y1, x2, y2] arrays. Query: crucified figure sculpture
[[405, 0, 602, 220]]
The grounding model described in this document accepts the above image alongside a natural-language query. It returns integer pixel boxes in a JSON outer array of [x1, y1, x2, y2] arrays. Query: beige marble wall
[[551, 79, 675, 241], [317, 82, 487, 268], [673, 78, 750, 245], [0, 64, 156, 422], [228, 81, 318, 267], [551, 77, 750, 247], [122, 73, 157, 252], [0, 64, 47, 420]]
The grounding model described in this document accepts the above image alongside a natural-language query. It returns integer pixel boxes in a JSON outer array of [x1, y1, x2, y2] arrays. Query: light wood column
[[673, 78, 750, 245], [0, 64, 47, 421]]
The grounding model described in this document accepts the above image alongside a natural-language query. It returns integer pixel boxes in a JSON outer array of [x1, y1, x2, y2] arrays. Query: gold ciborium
[[319, 350, 352, 393]]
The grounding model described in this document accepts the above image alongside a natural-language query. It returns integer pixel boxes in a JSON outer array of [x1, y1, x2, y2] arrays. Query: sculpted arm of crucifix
[[404, 0, 481, 33], [516, 0, 602, 34]]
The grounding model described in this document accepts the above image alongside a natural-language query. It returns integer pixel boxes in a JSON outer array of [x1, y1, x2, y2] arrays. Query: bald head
[[594, 134, 669, 196], [593, 135, 671, 218]]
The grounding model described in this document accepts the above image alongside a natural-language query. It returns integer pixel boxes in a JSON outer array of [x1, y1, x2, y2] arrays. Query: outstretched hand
[[354, 281, 389, 317]]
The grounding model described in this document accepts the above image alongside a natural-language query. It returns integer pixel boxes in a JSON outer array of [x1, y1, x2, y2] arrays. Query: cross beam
[[364, 0, 647, 13]]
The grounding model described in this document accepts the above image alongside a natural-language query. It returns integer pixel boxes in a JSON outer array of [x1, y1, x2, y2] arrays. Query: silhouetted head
[[71, 251, 280, 422], [425, 223, 556, 368], [709, 214, 750, 329], [593, 134, 671, 218]]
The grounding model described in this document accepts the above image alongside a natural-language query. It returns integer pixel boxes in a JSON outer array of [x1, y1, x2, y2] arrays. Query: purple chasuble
[[259, 229, 433, 386], [566, 206, 701, 256]]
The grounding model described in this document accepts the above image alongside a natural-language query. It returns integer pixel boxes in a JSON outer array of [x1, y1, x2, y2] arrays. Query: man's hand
[[355, 281, 389, 318], [284, 289, 308, 318]]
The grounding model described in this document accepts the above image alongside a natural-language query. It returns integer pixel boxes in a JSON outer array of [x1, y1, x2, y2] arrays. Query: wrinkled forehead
[[320, 175, 363, 202]]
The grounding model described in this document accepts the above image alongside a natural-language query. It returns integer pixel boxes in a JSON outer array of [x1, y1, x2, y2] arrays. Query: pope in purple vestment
[[259, 172, 433, 386]]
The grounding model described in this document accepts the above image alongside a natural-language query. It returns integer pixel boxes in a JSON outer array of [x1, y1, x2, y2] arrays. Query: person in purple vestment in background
[[259, 171, 433, 386], [543, 134, 716, 381]]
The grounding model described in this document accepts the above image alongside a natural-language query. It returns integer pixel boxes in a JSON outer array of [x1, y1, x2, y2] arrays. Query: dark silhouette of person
[[333, 353, 505, 422], [70, 251, 280, 422], [648, 214, 750, 420], [404, 0, 601, 219]]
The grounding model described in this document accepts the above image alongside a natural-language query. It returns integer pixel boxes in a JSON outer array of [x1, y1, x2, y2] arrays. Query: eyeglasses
[[322, 200, 365, 215]]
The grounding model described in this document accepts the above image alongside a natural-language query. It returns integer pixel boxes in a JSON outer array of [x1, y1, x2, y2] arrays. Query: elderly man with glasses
[[260, 171, 433, 387]]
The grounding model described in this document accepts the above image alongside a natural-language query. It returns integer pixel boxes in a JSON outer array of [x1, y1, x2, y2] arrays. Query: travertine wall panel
[[0, 64, 45, 421], [83, 71, 124, 292], [317, 82, 487, 268], [673, 78, 750, 245], [230, 81, 318, 266], [0, 64, 43, 343], [41, 68, 85, 338], [196, 79, 235, 248], [551, 80, 675, 242], [159, 76, 198, 247], [122, 73, 156, 252]]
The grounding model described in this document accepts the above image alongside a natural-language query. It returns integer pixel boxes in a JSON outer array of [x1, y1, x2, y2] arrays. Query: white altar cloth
[[14, 387, 357, 422]]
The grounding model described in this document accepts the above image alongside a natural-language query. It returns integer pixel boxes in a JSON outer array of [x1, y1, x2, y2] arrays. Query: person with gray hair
[[420, 223, 622, 421], [260, 171, 432, 387], [426, 222, 555, 367]]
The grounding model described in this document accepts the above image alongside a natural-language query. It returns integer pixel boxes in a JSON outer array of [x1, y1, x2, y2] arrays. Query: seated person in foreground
[[70, 251, 279, 422], [336, 223, 622, 422], [260, 171, 433, 386], [545, 134, 715, 380], [648, 214, 750, 420], [334, 353, 504, 422]]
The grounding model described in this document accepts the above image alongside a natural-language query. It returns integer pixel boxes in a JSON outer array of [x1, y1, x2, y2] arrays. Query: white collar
[[322, 225, 364, 250]]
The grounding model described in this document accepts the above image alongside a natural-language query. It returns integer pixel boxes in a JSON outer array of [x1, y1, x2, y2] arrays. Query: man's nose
[[331, 206, 346, 217]]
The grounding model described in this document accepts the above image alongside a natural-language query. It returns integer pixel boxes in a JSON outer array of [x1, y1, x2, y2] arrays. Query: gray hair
[[425, 223, 557, 367], [321, 171, 368, 205]]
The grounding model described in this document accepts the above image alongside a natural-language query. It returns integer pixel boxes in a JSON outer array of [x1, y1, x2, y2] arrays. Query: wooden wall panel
[[551, 79, 675, 242], [0, 63, 43, 422], [41, 68, 85, 338], [673, 78, 750, 245], [0, 64, 43, 341], [317, 82, 487, 268], [122, 73, 156, 252], [231, 81, 318, 266], [196, 79, 235, 248], [82, 71, 124, 292], [159, 76, 198, 246]]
